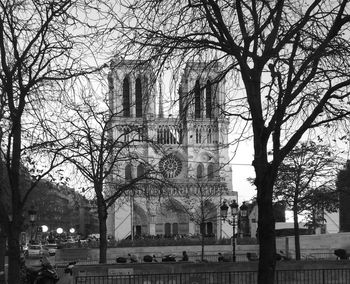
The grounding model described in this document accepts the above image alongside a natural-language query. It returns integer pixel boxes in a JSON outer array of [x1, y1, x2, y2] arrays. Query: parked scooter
[[56, 261, 76, 284], [25, 257, 59, 284]]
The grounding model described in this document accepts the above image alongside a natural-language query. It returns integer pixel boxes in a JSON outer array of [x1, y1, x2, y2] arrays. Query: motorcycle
[[25, 257, 59, 284]]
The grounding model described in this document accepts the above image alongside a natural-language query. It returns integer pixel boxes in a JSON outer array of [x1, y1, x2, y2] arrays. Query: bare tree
[[166, 179, 226, 261], [0, 0, 110, 282], [115, 1, 350, 282], [55, 86, 166, 263], [274, 142, 340, 260]]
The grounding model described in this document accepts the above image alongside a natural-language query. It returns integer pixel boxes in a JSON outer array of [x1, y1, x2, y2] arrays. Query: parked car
[[45, 243, 58, 256], [67, 236, 76, 243], [24, 244, 49, 258], [88, 233, 100, 240]]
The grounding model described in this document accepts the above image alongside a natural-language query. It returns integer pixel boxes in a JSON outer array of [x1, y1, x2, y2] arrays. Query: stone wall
[[56, 244, 259, 262], [72, 260, 350, 279], [56, 232, 350, 264], [276, 232, 350, 255]]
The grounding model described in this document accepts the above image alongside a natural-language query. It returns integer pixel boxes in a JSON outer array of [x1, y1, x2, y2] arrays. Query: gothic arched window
[[206, 80, 212, 118], [135, 77, 143, 117], [125, 164, 132, 180], [137, 164, 145, 178], [207, 222, 213, 235], [207, 163, 214, 180], [165, 223, 171, 236], [207, 127, 212, 144], [172, 223, 179, 235], [197, 163, 204, 179], [200, 223, 206, 235], [196, 128, 202, 144], [123, 77, 130, 117], [194, 80, 201, 119]]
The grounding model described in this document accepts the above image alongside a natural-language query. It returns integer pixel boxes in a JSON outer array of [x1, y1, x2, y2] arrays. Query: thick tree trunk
[[257, 188, 276, 283], [201, 233, 205, 261], [293, 207, 301, 260], [256, 164, 277, 284], [96, 189, 108, 264], [99, 216, 108, 264], [8, 119, 23, 284], [7, 219, 22, 284]]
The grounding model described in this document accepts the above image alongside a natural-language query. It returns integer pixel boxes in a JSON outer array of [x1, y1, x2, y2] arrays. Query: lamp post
[[220, 200, 238, 262], [56, 227, 63, 243], [42, 225, 48, 243], [28, 206, 37, 244]]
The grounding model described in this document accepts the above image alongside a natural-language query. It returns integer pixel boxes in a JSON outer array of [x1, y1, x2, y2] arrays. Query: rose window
[[159, 154, 182, 178]]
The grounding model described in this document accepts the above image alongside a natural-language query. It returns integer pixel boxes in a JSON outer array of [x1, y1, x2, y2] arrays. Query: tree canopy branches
[[115, 1, 350, 282]]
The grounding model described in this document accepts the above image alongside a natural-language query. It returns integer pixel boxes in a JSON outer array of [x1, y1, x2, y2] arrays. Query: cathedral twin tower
[[107, 59, 236, 240]]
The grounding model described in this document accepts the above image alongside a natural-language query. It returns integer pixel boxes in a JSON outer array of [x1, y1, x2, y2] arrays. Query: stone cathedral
[[106, 59, 237, 241]]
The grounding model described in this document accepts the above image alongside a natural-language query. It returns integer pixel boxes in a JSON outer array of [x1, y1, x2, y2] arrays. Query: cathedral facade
[[106, 59, 237, 241]]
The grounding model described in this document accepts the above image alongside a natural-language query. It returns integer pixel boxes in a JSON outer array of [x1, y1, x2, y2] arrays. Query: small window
[[206, 80, 212, 118], [207, 222, 213, 235], [207, 127, 212, 144], [172, 223, 179, 235], [125, 164, 132, 180], [194, 80, 201, 119], [197, 163, 204, 179], [196, 128, 202, 144], [157, 127, 163, 144], [135, 77, 142, 117], [165, 223, 171, 236], [200, 223, 206, 235], [137, 164, 145, 178], [123, 77, 130, 117], [207, 163, 214, 180]]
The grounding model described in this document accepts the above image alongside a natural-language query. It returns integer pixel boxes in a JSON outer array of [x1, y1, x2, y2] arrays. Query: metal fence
[[75, 268, 350, 284]]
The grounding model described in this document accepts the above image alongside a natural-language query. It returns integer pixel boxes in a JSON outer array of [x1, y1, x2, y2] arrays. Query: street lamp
[[56, 227, 63, 243], [42, 225, 48, 233], [28, 206, 37, 244], [220, 200, 239, 262]]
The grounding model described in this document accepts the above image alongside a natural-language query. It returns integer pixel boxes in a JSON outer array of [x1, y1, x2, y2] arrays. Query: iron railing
[[75, 268, 350, 284]]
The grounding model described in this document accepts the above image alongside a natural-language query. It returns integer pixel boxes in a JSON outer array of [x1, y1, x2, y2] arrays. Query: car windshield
[[29, 245, 41, 250]]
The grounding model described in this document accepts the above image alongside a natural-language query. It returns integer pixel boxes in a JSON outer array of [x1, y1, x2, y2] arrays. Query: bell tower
[[178, 62, 231, 191], [108, 59, 156, 119]]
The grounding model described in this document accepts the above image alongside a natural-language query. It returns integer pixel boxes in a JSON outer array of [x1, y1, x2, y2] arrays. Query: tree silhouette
[[274, 142, 340, 259], [0, 0, 111, 281], [55, 87, 167, 263], [115, 1, 350, 282]]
